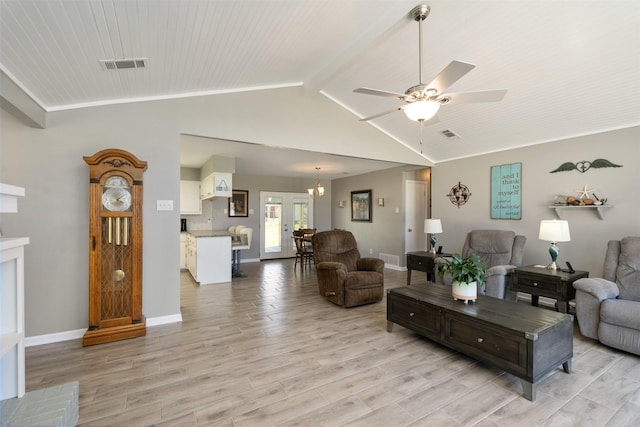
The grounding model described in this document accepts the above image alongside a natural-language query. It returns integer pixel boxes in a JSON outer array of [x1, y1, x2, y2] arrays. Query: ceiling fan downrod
[[411, 4, 430, 86]]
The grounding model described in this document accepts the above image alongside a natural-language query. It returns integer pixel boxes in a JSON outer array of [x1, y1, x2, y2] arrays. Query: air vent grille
[[441, 129, 460, 139], [100, 58, 147, 70]]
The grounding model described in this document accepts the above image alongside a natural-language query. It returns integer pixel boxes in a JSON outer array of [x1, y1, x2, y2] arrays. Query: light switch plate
[[156, 200, 173, 211]]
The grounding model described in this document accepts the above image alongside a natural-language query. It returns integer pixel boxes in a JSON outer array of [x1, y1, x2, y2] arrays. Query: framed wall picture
[[490, 163, 521, 219], [229, 190, 248, 217], [351, 190, 372, 222]]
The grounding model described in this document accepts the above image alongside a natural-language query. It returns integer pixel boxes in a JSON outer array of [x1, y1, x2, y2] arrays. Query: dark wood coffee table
[[387, 283, 573, 401]]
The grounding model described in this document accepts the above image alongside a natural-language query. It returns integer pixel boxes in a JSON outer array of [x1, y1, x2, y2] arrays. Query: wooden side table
[[511, 265, 589, 313], [406, 251, 450, 285]]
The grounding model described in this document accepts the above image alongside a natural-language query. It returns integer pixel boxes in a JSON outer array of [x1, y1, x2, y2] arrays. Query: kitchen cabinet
[[180, 181, 201, 215], [186, 231, 231, 284], [180, 233, 188, 269], [200, 172, 232, 200]]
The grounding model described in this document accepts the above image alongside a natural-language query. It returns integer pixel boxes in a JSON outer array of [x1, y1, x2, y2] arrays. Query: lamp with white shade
[[424, 219, 443, 253], [538, 219, 571, 270]]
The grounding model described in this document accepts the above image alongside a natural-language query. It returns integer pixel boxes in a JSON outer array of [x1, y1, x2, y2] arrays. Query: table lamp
[[424, 219, 443, 253], [538, 219, 571, 270]]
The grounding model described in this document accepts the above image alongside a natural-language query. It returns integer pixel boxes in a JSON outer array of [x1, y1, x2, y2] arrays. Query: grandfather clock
[[82, 148, 147, 346]]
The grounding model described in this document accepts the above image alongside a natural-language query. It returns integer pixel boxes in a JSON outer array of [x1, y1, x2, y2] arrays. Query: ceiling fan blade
[[438, 89, 508, 105], [354, 87, 406, 100], [358, 106, 403, 121], [426, 60, 476, 94]]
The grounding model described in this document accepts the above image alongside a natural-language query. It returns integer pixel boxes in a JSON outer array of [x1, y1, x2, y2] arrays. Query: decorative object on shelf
[[437, 253, 487, 304], [446, 182, 471, 208], [82, 148, 147, 346], [539, 219, 571, 270], [550, 158, 622, 173], [229, 190, 248, 217], [424, 218, 442, 253], [490, 162, 521, 219], [351, 190, 372, 222], [307, 167, 324, 198], [575, 184, 595, 200]]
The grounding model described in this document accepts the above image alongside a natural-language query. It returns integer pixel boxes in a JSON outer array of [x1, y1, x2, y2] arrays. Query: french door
[[260, 192, 313, 259]]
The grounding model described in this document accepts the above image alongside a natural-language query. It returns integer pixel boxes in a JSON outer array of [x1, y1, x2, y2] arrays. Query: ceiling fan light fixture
[[403, 100, 440, 122]]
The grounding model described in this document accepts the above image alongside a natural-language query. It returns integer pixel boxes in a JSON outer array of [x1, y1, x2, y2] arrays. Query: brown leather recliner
[[312, 229, 384, 307]]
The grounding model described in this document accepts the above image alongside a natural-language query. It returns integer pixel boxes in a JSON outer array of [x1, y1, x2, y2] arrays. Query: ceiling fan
[[354, 4, 507, 124]]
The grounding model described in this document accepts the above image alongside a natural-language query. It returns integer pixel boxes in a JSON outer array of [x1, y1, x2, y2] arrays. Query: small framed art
[[351, 190, 372, 222], [229, 190, 249, 217]]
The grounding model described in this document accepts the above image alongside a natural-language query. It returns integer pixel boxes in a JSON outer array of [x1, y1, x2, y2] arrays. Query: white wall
[[1, 101, 182, 336], [331, 166, 429, 264], [1, 86, 411, 338], [432, 126, 640, 278]]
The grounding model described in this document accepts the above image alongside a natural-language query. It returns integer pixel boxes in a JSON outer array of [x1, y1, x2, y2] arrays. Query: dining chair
[[293, 229, 314, 271]]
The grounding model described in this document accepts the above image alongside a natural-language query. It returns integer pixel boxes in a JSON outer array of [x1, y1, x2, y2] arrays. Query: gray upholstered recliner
[[436, 230, 526, 299], [312, 229, 384, 308], [573, 237, 640, 356]]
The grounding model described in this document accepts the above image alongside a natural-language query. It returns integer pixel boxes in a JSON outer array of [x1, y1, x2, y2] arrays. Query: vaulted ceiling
[[1, 0, 639, 172]]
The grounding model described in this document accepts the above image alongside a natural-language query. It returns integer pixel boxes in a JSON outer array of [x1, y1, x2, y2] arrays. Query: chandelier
[[308, 167, 325, 198]]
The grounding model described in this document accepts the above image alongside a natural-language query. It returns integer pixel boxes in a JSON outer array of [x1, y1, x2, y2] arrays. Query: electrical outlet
[[369, 248, 373, 254], [156, 200, 173, 211]]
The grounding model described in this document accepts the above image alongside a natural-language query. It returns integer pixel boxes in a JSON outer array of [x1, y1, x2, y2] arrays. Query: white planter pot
[[452, 281, 477, 304]]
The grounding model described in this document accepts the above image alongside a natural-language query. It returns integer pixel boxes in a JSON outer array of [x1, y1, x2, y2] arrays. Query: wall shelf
[[549, 204, 612, 220]]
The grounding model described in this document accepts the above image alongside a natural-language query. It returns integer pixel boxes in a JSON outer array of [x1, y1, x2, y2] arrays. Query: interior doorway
[[404, 180, 428, 253], [259, 192, 313, 259]]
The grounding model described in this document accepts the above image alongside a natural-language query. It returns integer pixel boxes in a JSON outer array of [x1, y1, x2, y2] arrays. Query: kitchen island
[[185, 230, 231, 284]]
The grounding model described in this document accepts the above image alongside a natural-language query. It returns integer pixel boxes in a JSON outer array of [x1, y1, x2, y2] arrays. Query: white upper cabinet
[[200, 172, 232, 200], [180, 181, 201, 215]]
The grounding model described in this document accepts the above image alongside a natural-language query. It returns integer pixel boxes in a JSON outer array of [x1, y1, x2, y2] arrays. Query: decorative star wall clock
[[446, 182, 471, 208]]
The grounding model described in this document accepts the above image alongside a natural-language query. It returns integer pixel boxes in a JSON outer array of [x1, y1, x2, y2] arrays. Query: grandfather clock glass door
[[83, 149, 147, 346]]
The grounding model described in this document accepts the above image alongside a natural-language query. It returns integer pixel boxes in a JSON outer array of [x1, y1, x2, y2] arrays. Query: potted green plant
[[437, 253, 487, 303]]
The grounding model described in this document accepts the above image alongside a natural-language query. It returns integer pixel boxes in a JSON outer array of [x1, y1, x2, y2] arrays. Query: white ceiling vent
[[100, 58, 147, 70], [441, 129, 460, 140]]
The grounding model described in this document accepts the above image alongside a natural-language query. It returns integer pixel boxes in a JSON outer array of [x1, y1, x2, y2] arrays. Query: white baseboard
[[24, 313, 183, 347], [24, 329, 86, 347], [146, 313, 183, 327], [385, 265, 405, 271]]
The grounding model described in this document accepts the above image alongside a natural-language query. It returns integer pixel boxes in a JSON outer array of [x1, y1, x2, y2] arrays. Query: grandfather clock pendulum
[[82, 148, 147, 346]]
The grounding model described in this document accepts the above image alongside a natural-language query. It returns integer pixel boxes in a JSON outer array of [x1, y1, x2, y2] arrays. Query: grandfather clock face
[[102, 176, 132, 212], [83, 149, 147, 346], [100, 174, 133, 323]]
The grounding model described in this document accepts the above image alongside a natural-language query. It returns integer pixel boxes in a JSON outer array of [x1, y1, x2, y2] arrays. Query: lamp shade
[[403, 100, 440, 122], [424, 219, 443, 234], [538, 220, 571, 242]]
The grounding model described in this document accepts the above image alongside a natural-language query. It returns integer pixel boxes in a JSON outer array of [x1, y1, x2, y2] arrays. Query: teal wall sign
[[491, 163, 521, 219]]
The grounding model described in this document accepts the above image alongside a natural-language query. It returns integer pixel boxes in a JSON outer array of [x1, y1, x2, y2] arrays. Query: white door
[[405, 180, 427, 253], [260, 192, 313, 259]]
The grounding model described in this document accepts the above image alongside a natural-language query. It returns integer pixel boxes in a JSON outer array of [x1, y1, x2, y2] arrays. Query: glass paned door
[[260, 192, 313, 259]]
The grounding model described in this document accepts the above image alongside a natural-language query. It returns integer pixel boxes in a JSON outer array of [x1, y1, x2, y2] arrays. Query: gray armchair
[[312, 229, 384, 308], [436, 230, 526, 299], [573, 237, 640, 356]]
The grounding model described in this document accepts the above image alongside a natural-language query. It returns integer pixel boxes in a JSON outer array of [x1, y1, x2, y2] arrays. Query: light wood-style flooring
[[25, 260, 640, 426]]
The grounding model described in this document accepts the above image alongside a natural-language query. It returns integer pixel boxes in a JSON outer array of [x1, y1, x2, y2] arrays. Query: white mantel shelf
[[0, 183, 26, 213], [549, 205, 613, 220]]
